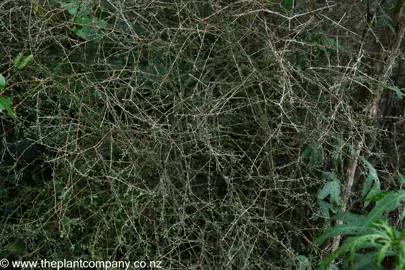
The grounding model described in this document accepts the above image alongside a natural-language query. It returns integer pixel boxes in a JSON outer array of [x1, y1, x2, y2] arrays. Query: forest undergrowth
[[1, 0, 405, 269]]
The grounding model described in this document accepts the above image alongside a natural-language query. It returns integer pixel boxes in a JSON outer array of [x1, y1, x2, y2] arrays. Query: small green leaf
[[17, 55, 33, 70], [73, 26, 91, 40], [67, 7, 78, 16], [96, 19, 107, 28], [13, 53, 23, 69], [0, 73, 5, 91], [399, 172, 405, 185], [0, 96, 15, 118]]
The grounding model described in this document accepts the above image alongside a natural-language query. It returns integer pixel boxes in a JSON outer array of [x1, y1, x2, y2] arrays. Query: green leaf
[[365, 180, 381, 206], [377, 244, 390, 269], [0, 96, 15, 118], [67, 7, 78, 16], [361, 157, 380, 207], [400, 208, 405, 222], [281, 0, 293, 12], [17, 54, 33, 70], [317, 199, 331, 218], [378, 82, 403, 99], [314, 224, 364, 246], [73, 26, 92, 40], [318, 173, 341, 208], [318, 236, 383, 269], [342, 252, 393, 270], [333, 212, 366, 226], [317, 191, 405, 249], [300, 143, 312, 159], [300, 142, 325, 167], [395, 88, 403, 99], [13, 53, 23, 69], [332, 138, 345, 169], [296, 255, 311, 270], [365, 192, 389, 202], [0, 73, 5, 91], [364, 191, 405, 227], [378, 13, 395, 36], [74, 15, 92, 24], [96, 19, 107, 28], [399, 172, 405, 185]]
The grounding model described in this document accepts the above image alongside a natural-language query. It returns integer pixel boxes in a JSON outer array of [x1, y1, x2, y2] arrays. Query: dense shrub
[[1, 0, 405, 269]]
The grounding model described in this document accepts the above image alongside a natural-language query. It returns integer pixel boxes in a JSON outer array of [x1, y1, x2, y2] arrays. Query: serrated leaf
[[0, 73, 5, 91], [318, 236, 383, 270], [314, 224, 363, 246], [315, 190, 405, 249], [0, 96, 15, 118], [318, 173, 341, 208], [364, 191, 405, 227]]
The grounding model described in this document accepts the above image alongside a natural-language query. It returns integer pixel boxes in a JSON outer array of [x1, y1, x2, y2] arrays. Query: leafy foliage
[[60, 0, 108, 41], [361, 157, 381, 207], [316, 191, 405, 269], [1, 1, 405, 269], [317, 172, 341, 216]]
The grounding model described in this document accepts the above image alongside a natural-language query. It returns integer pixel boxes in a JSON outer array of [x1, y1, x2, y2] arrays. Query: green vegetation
[[1, 0, 405, 269]]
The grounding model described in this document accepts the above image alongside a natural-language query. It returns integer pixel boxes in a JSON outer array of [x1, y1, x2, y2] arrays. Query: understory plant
[[316, 179, 405, 270], [59, 0, 108, 41]]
